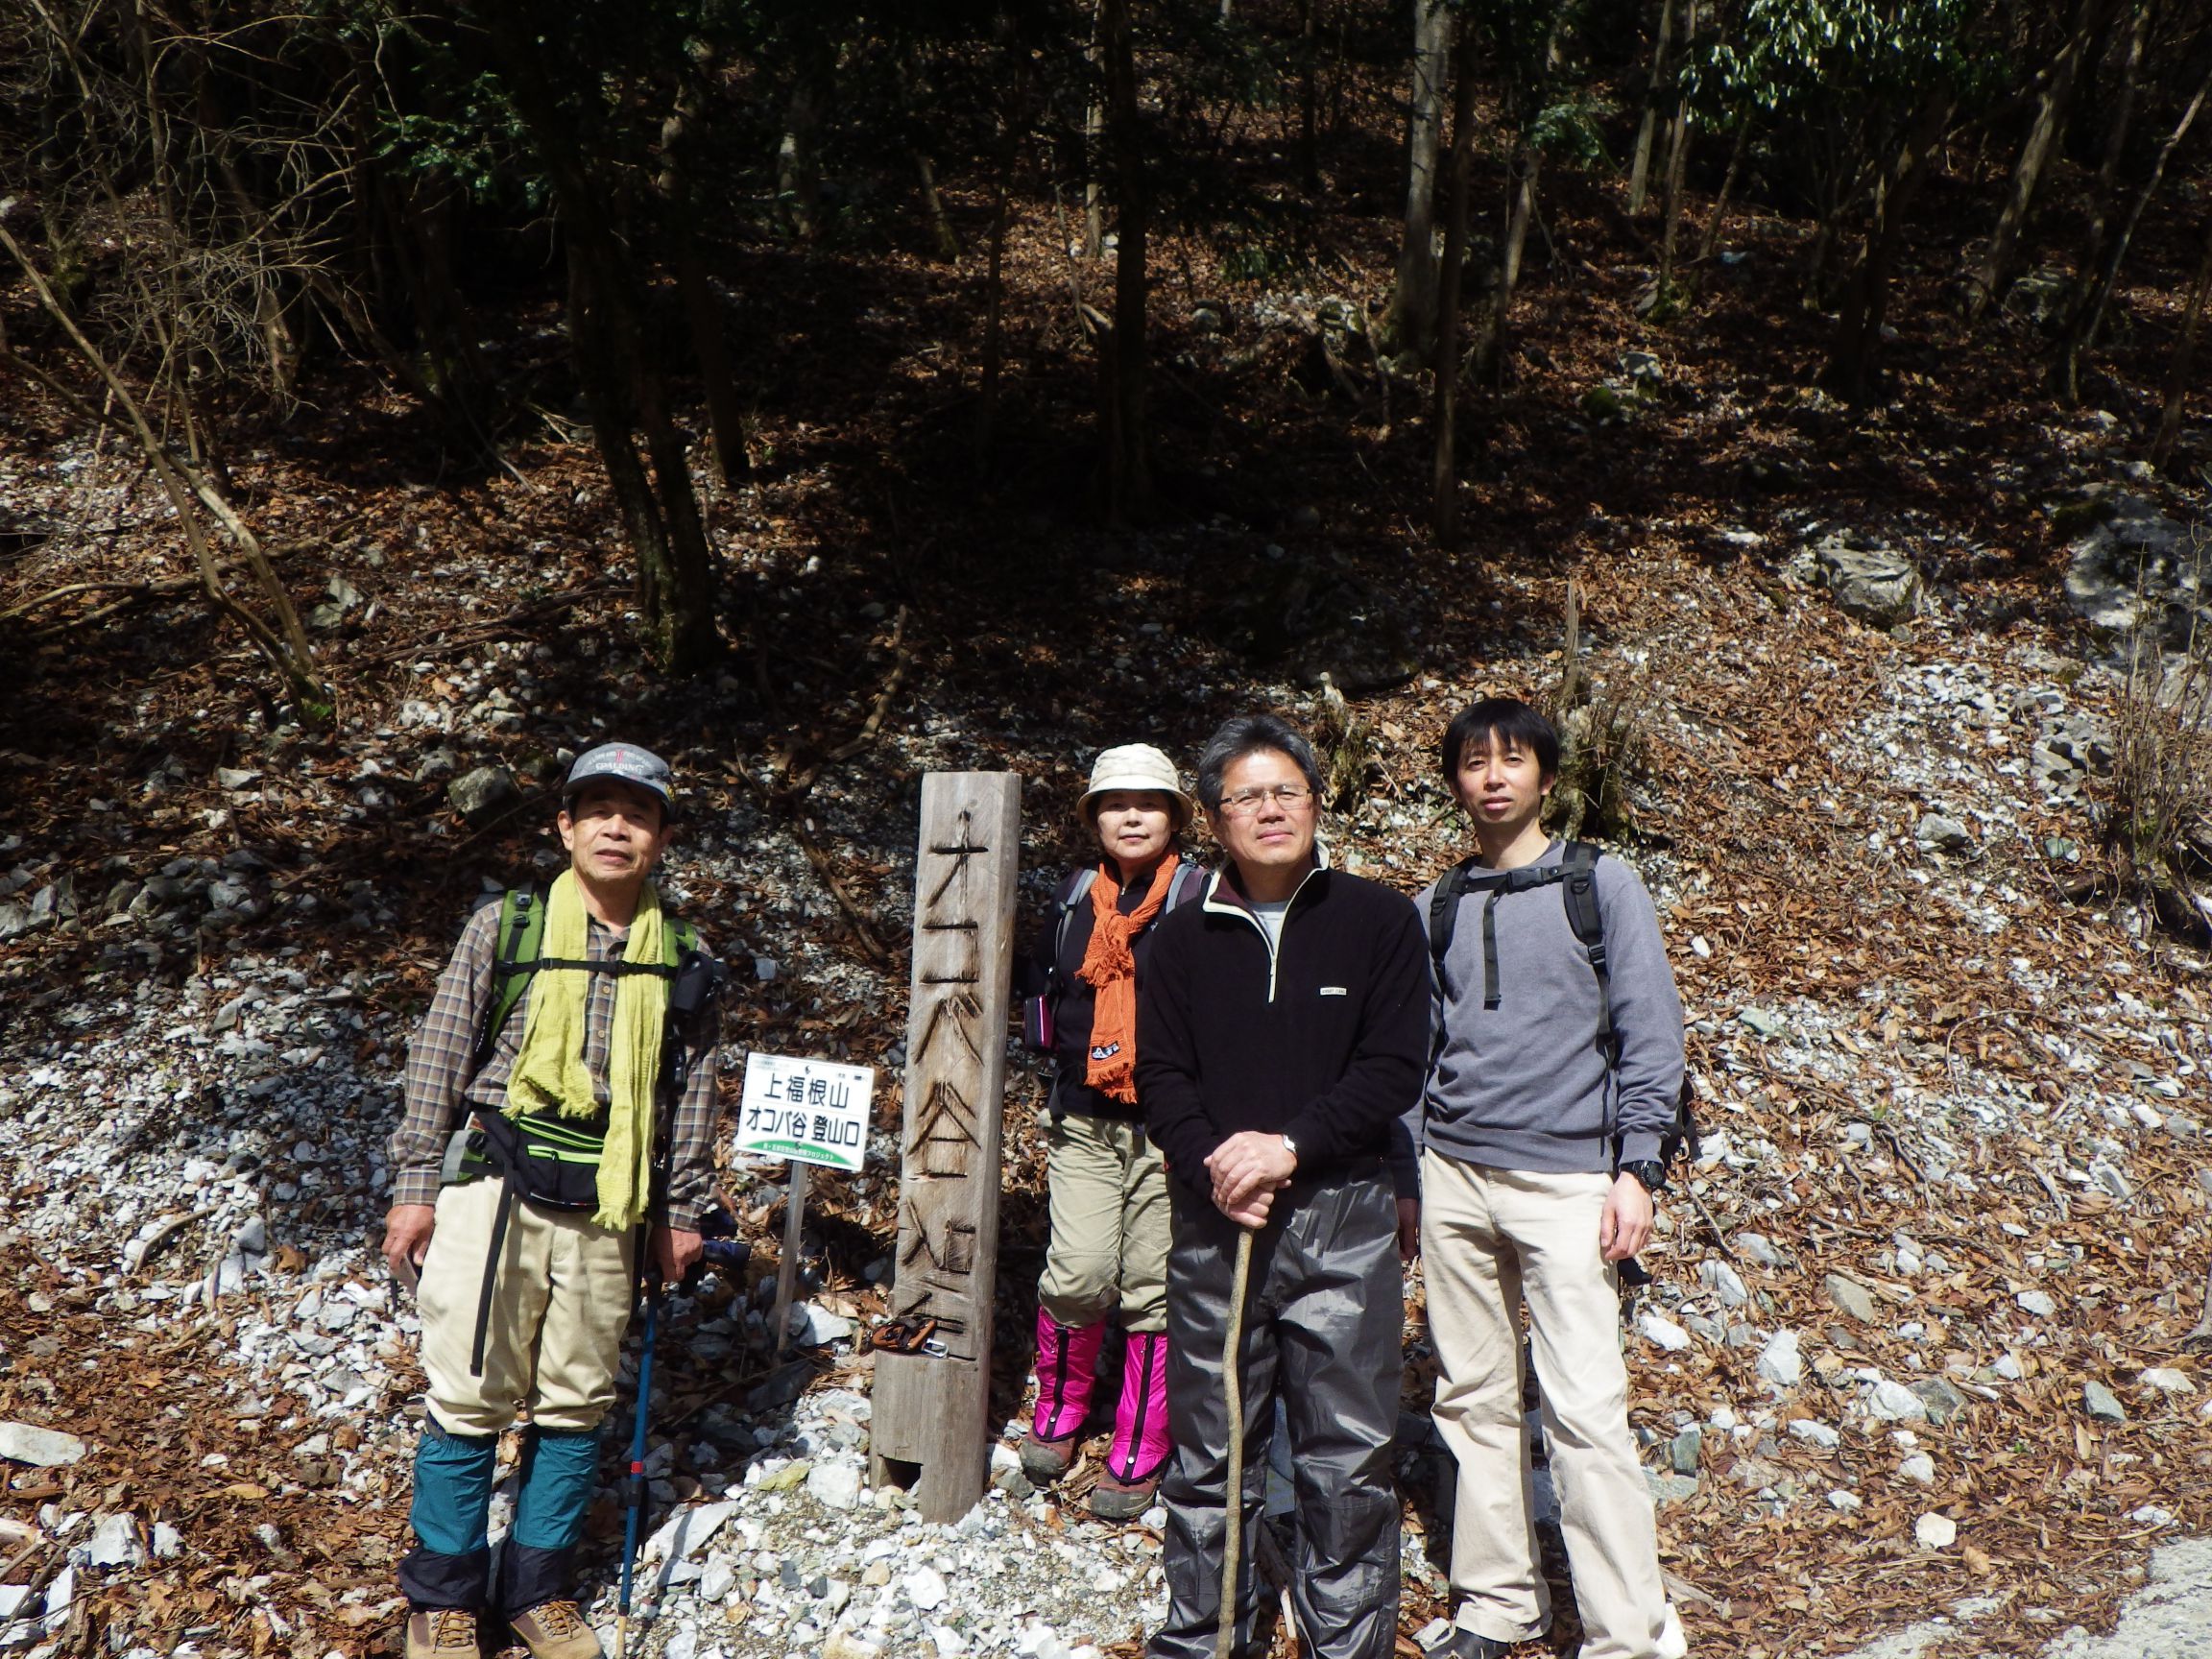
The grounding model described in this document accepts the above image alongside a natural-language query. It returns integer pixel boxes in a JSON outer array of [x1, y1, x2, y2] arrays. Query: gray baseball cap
[[564, 741, 676, 817]]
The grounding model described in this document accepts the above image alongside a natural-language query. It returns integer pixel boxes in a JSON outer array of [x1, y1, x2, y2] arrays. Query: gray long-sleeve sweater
[[1404, 840, 1685, 1181]]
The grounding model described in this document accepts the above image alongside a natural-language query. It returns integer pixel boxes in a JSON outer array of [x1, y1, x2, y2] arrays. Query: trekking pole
[[613, 1283, 660, 1659], [1214, 1225, 1256, 1659]]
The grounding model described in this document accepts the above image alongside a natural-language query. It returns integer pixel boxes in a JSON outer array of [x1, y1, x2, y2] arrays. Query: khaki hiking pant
[[1038, 1109, 1169, 1333], [418, 1175, 637, 1438], [1421, 1152, 1671, 1659]]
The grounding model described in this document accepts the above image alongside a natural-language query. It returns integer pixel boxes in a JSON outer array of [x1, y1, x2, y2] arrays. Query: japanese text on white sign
[[736, 1054, 876, 1172]]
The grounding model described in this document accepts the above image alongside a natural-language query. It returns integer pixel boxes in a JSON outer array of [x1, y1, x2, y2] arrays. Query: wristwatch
[[1620, 1159, 1667, 1194], [1280, 1134, 1299, 1165]]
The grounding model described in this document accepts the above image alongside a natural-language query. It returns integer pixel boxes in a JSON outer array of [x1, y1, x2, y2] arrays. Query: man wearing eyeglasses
[[1137, 713, 1429, 1659]]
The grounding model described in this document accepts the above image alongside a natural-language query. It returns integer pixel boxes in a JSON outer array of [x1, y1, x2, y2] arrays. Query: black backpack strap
[[1166, 861, 1205, 910], [1427, 858, 1479, 1001], [1559, 842, 1612, 1062], [1051, 868, 1100, 971]]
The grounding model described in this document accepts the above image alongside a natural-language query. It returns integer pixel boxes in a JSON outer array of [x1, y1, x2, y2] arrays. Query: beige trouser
[[418, 1175, 638, 1437], [1421, 1151, 1670, 1659], [1038, 1109, 1169, 1333]]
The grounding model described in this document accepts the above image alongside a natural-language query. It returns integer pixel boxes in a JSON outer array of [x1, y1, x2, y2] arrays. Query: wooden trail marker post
[[871, 772, 1021, 1523]]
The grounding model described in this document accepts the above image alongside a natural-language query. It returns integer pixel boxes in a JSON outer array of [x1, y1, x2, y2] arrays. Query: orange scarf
[[1076, 855, 1179, 1104]]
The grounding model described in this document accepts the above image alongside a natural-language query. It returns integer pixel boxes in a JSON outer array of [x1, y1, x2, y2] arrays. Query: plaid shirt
[[390, 897, 722, 1231]]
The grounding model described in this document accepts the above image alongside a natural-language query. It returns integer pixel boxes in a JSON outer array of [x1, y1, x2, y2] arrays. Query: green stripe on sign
[[748, 1139, 860, 1167]]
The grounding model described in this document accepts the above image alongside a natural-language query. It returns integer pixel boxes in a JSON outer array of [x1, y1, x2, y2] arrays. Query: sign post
[[737, 1053, 876, 1358], [871, 772, 1021, 1523]]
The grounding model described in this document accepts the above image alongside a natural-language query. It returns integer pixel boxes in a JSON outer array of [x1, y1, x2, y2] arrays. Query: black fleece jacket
[[1137, 863, 1429, 1198]]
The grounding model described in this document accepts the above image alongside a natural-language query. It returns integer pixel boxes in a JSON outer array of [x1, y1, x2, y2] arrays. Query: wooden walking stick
[[1214, 1226, 1256, 1659]]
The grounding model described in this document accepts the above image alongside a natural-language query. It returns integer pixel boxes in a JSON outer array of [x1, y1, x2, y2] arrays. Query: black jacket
[[1138, 863, 1429, 1197], [1032, 860, 1204, 1121]]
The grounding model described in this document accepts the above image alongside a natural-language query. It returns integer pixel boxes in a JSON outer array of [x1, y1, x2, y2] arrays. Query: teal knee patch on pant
[[412, 1420, 499, 1557], [512, 1426, 602, 1552]]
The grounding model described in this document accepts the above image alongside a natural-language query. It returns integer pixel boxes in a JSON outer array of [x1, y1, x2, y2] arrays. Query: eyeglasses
[[1216, 782, 1314, 816]]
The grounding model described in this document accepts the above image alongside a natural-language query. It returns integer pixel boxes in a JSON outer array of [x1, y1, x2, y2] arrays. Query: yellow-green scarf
[[505, 869, 667, 1231]]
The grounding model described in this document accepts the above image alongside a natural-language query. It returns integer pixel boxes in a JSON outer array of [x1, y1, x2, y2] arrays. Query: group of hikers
[[380, 697, 1692, 1659]]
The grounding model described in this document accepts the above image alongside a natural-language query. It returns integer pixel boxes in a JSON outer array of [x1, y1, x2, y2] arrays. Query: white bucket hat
[[1077, 743, 1193, 828]]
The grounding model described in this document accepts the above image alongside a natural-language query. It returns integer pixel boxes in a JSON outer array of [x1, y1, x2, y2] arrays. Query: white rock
[[697, 1557, 736, 1603], [1787, 1419, 1840, 1450], [807, 1461, 864, 1512], [1865, 1381, 1927, 1422], [1899, 1455, 1936, 1484], [1698, 1260, 1749, 1309], [0, 1424, 87, 1467], [1636, 1311, 1692, 1352], [644, 1502, 737, 1563], [1828, 1490, 1862, 1512], [790, 1303, 855, 1347], [43, 1566, 75, 1632], [928, 1625, 967, 1657], [83, 1514, 143, 1570], [0, 1586, 29, 1620], [662, 1629, 697, 1659], [904, 1567, 950, 1612], [2140, 1367, 2194, 1393], [2015, 1289, 2056, 1318], [1757, 1332, 1803, 1389], [1915, 1513, 1958, 1550]]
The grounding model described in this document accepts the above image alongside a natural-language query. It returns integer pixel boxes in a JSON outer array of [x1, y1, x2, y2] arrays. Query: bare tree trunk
[[2152, 215, 2212, 467], [976, 150, 1012, 469], [2083, 0, 2157, 275], [660, 65, 746, 488], [483, 0, 720, 671], [1656, 0, 1697, 295], [1098, 0, 1150, 521], [1472, 14, 1564, 386], [1384, 0, 1455, 359], [1297, 0, 1321, 192], [1085, 0, 1107, 258], [1824, 90, 1955, 404], [2057, 51, 2212, 398], [1696, 114, 1751, 264], [916, 151, 963, 260], [1627, 0, 1677, 214], [777, 60, 826, 243], [1431, 24, 1478, 550], [1967, 0, 2108, 322]]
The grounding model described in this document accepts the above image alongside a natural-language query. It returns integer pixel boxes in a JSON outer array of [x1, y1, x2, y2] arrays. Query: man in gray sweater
[[1404, 697, 1686, 1659]]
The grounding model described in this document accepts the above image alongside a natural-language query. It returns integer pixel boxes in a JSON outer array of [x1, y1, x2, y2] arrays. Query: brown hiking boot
[[508, 1600, 602, 1659], [1019, 1429, 1080, 1484], [406, 1610, 483, 1659], [1087, 1464, 1162, 1521]]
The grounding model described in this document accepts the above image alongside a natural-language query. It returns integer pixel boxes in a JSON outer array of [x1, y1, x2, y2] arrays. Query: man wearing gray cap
[[382, 743, 721, 1659]]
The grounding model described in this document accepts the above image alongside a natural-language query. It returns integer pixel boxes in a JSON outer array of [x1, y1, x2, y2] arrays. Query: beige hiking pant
[[1421, 1152, 1671, 1659], [418, 1175, 637, 1437], [1038, 1109, 1169, 1333]]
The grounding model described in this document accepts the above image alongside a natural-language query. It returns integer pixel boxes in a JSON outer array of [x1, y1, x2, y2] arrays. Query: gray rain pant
[[1148, 1165, 1404, 1659]]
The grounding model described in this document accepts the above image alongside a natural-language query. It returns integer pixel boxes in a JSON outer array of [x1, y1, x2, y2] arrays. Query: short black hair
[[1439, 697, 1560, 781], [1194, 713, 1324, 810]]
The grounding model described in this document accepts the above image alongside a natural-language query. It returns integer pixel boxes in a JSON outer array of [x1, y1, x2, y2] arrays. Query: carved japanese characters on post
[[872, 773, 1020, 1523]]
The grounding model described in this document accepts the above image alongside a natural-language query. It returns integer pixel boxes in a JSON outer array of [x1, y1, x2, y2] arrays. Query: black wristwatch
[[1620, 1159, 1667, 1194]]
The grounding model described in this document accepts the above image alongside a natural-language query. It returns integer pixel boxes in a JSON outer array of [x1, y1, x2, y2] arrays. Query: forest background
[[5, 0, 2212, 1656]]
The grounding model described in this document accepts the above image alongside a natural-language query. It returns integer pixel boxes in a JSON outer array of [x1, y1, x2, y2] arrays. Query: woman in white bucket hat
[[1022, 744, 1204, 1519]]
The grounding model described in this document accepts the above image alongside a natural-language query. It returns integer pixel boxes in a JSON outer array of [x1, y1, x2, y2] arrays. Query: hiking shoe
[[508, 1600, 602, 1659], [1019, 1429, 1080, 1483], [1435, 1628, 1520, 1659], [405, 1610, 482, 1659], [1087, 1465, 1162, 1521]]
